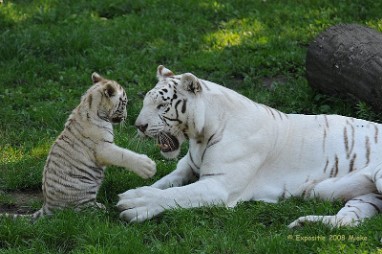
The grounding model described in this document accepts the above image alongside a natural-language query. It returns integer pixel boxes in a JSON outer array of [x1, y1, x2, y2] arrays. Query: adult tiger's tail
[[0, 208, 45, 221]]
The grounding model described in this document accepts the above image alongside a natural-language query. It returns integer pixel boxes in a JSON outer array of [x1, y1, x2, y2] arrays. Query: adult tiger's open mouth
[[157, 132, 179, 153]]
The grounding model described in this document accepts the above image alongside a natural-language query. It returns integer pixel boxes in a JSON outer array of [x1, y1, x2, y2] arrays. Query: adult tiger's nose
[[136, 124, 148, 133]]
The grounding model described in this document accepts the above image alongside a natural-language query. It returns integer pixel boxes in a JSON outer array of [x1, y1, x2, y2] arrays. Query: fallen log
[[306, 24, 382, 110]]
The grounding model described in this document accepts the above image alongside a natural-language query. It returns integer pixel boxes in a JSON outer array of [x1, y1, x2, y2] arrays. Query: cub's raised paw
[[132, 154, 156, 179]]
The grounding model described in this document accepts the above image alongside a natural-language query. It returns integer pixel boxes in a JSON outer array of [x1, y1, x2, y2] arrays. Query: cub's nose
[[136, 124, 148, 133]]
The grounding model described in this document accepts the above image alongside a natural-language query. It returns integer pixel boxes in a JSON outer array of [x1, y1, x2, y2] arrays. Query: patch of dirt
[[0, 190, 43, 214]]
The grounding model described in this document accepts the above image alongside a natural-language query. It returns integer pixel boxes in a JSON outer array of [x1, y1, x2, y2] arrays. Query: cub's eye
[[157, 104, 167, 109]]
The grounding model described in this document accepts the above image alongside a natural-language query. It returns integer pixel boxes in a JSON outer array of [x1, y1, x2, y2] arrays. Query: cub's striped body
[[3, 73, 156, 220], [117, 66, 382, 227]]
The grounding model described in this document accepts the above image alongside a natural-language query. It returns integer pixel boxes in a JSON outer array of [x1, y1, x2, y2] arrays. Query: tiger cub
[[4, 73, 156, 220]]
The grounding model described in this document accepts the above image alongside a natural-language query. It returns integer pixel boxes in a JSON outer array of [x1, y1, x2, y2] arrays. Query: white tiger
[[3, 73, 156, 220], [117, 65, 382, 227]]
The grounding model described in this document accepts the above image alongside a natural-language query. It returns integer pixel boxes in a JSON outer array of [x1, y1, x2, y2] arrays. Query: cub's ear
[[156, 65, 174, 80], [181, 73, 202, 94], [104, 84, 115, 97], [91, 72, 104, 84]]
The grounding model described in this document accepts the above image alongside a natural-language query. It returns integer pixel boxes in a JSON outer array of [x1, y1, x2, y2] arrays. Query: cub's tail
[[0, 208, 45, 221]]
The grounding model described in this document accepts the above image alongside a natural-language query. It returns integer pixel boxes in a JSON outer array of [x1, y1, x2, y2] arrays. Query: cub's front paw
[[132, 154, 156, 179]]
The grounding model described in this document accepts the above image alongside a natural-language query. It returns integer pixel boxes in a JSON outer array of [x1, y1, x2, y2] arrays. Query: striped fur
[[118, 65, 382, 227], [3, 73, 156, 221]]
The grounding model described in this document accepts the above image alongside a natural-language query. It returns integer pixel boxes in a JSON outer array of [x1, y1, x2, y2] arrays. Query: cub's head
[[85, 73, 127, 124], [135, 65, 205, 159]]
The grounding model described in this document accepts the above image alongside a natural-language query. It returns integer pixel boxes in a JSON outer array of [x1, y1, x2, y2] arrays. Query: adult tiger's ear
[[157, 65, 174, 81], [91, 72, 104, 84], [181, 73, 202, 94]]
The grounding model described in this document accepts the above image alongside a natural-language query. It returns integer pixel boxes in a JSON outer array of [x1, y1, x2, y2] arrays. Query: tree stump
[[306, 24, 382, 110]]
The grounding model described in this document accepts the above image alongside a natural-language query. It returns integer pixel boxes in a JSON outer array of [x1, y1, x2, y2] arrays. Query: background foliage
[[1, 0, 382, 253]]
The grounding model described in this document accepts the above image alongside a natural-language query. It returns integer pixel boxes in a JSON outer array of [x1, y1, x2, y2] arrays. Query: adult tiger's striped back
[[2, 73, 156, 221]]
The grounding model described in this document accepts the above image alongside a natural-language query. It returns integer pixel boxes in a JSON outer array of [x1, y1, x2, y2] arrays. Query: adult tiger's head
[[84, 73, 127, 124], [135, 65, 205, 159]]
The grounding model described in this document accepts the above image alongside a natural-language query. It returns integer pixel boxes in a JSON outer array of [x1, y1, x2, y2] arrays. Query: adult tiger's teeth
[[162, 144, 169, 149], [157, 143, 169, 149]]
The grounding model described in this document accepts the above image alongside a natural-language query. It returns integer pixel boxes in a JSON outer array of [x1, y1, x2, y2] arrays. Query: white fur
[[1, 73, 157, 220], [118, 66, 382, 226]]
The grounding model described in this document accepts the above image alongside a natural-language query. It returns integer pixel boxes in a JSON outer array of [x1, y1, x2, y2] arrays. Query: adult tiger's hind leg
[[288, 193, 382, 228], [299, 169, 376, 201], [373, 167, 382, 193]]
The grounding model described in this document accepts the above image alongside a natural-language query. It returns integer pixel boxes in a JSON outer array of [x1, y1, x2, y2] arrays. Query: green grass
[[1, 0, 382, 253]]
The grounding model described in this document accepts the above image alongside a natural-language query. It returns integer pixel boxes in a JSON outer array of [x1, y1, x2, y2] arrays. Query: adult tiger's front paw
[[132, 155, 157, 179], [116, 186, 165, 222]]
